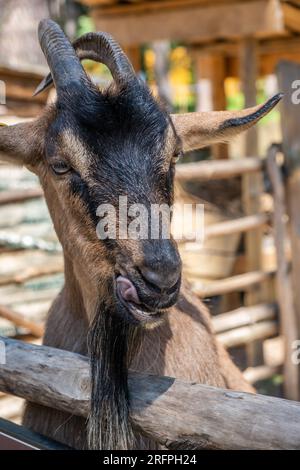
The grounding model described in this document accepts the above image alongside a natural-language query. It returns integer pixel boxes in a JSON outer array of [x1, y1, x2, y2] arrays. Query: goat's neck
[[44, 254, 104, 354]]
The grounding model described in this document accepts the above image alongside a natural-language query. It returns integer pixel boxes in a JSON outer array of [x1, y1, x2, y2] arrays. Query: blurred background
[[1, 0, 300, 423]]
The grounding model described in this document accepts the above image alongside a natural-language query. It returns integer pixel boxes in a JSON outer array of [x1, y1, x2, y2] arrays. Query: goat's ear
[[0, 119, 44, 166], [171, 94, 283, 152]]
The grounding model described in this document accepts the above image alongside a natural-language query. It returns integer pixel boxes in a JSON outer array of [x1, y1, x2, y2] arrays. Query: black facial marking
[[45, 80, 177, 243]]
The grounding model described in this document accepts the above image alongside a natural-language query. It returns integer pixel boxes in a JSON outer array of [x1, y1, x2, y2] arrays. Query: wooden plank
[[0, 305, 44, 338], [0, 71, 48, 104], [210, 53, 228, 159], [0, 188, 43, 205], [1, 336, 300, 450], [204, 213, 269, 239], [266, 145, 299, 400], [286, 0, 300, 7], [191, 36, 300, 76], [212, 302, 277, 333], [123, 45, 142, 73], [243, 364, 281, 383], [194, 53, 229, 158], [91, 1, 285, 46], [192, 35, 300, 59], [0, 262, 63, 287], [176, 158, 263, 182], [82, 0, 260, 14], [218, 320, 277, 348], [192, 270, 274, 297], [178, 213, 269, 244], [282, 2, 300, 34]]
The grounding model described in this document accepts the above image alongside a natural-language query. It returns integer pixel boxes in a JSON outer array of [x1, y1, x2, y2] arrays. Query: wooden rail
[[243, 365, 281, 384], [212, 303, 277, 333], [177, 213, 269, 244], [213, 303, 278, 348], [204, 213, 269, 239], [217, 320, 277, 348], [0, 337, 299, 450], [176, 158, 263, 182], [0, 188, 43, 205], [0, 305, 44, 338], [0, 262, 63, 287], [192, 270, 275, 297]]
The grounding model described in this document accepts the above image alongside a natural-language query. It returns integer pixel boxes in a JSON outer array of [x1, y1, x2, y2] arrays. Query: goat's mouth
[[115, 274, 170, 326]]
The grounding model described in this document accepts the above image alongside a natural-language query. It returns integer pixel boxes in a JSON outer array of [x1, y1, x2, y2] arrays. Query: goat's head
[[0, 20, 282, 327]]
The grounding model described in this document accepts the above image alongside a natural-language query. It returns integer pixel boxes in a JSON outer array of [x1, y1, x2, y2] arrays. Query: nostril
[[139, 266, 180, 291]]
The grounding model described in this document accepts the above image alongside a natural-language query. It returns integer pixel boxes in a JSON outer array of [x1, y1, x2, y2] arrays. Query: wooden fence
[[0, 336, 300, 450]]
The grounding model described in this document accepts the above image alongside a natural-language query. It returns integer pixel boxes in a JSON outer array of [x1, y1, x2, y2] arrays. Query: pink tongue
[[116, 276, 141, 304]]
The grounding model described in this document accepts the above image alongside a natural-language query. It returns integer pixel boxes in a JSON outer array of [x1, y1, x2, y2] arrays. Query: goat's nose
[[140, 265, 180, 289], [140, 241, 182, 289]]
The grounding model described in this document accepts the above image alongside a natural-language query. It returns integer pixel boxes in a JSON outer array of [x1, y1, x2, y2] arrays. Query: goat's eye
[[50, 161, 71, 175], [172, 150, 183, 164]]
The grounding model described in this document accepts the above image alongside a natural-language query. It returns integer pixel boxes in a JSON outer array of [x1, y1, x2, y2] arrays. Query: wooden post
[[266, 144, 299, 400], [193, 50, 228, 158], [123, 45, 141, 74], [240, 37, 265, 366], [277, 60, 300, 397], [152, 40, 173, 111]]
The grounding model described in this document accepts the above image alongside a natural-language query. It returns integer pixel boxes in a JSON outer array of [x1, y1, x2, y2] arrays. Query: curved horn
[[38, 19, 88, 98], [34, 31, 138, 96]]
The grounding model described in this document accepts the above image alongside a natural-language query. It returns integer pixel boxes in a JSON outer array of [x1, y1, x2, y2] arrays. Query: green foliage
[[76, 15, 95, 38]]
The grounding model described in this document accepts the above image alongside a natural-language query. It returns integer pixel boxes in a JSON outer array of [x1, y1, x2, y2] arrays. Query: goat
[[0, 19, 282, 450]]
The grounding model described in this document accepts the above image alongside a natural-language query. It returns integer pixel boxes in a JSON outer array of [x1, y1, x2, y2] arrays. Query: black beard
[[87, 299, 141, 450]]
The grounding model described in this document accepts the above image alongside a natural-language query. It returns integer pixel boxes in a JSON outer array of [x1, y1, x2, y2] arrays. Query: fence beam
[[217, 320, 277, 348], [0, 337, 300, 450], [0, 305, 44, 338], [0, 188, 43, 205], [212, 303, 277, 334], [192, 270, 274, 297], [204, 213, 269, 239], [176, 158, 262, 182]]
